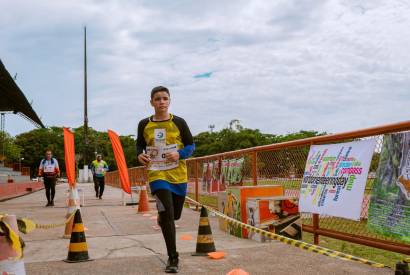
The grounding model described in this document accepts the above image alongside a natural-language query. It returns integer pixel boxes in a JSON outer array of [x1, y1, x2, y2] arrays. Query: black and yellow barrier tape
[[0, 211, 77, 260], [0, 218, 24, 259], [185, 196, 390, 269], [0, 210, 76, 234]]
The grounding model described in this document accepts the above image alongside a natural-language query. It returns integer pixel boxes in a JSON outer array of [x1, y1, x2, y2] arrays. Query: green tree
[[72, 127, 137, 171], [193, 121, 325, 157], [0, 131, 22, 162], [14, 126, 138, 176], [14, 127, 64, 177]]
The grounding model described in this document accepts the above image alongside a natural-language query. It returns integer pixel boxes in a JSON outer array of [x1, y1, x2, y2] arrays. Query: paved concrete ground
[[0, 183, 391, 275]]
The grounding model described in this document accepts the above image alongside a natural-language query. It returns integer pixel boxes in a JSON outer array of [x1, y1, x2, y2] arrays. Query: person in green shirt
[[91, 154, 109, 199]]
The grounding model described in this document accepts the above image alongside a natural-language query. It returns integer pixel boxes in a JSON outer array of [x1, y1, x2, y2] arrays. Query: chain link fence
[[106, 122, 410, 256], [185, 128, 410, 255]]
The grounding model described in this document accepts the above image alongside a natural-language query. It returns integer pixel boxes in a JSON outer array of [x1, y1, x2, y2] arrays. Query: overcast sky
[[2, 0, 410, 137]]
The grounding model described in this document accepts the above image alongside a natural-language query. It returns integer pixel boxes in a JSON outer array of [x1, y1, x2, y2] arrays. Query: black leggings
[[154, 189, 185, 258], [43, 177, 56, 203], [94, 176, 105, 197]]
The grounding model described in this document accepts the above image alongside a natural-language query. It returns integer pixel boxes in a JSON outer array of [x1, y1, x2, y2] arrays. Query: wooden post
[[218, 156, 222, 191], [313, 213, 320, 245], [252, 151, 257, 186]]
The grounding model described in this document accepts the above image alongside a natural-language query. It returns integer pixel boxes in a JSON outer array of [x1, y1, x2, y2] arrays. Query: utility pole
[[83, 26, 88, 167], [209, 124, 215, 133]]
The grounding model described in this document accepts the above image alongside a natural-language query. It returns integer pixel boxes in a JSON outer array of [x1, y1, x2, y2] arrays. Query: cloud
[[1, 0, 410, 138]]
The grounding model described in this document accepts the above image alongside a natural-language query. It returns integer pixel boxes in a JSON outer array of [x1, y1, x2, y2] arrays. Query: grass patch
[[187, 193, 218, 208], [303, 232, 406, 268]]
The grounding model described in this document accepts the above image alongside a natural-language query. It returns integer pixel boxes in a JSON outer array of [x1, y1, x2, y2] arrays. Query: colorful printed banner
[[221, 158, 244, 186], [368, 133, 410, 242], [202, 161, 220, 193], [63, 128, 76, 187], [201, 158, 244, 194], [108, 130, 131, 194], [300, 139, 376, 220]]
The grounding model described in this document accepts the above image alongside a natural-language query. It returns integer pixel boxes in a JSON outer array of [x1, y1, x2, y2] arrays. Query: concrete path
[[0, 183, 391, 275]]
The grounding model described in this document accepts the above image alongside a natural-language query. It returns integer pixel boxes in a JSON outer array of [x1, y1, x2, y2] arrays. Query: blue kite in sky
[[193, 72, 213, 79]]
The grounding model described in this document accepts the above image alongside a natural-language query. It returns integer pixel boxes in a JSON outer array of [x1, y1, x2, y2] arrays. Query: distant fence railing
[[105, 120, 410, 255], [4, 163, 30, 176], [105, 166, 147, 190]]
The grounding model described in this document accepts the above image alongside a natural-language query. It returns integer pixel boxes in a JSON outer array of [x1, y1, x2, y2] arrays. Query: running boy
[[136, 86, 195, 273]]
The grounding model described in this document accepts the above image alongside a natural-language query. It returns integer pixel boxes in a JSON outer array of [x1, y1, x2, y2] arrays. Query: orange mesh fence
[[105, 121, 410, 256]]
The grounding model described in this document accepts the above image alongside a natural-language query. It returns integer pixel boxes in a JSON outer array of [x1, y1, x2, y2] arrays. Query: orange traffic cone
[[226, 269, 249, 275], [0, 215, 26, 275], [63, 187, 80, 239], [137, 185, 150, 213], [64, 209, 92, 263], [192, 206, 216, 256]]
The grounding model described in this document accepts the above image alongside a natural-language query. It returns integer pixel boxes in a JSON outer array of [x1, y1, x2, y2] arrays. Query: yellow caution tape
[[17, 218, 36, 234], [0, 210, 77, 233], [0, 211, 78, 260], [33, 210, 77, 230], [185, 196, 390, 269], [0, 219, 23, 259]]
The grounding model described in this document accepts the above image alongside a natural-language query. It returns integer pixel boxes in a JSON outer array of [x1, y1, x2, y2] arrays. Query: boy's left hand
[[165, 151, 180, 162]]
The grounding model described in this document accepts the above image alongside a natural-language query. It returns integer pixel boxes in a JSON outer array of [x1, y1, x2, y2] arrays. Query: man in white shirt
[[38, 150, 60, 206]]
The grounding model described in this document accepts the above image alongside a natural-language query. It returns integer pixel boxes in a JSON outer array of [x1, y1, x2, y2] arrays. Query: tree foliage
[[14, 126, 138, 177], [9, 120, 326, 176], [14, 127, 64, 176], [194, 121, 326, 157], [0, 132, 22, 162]]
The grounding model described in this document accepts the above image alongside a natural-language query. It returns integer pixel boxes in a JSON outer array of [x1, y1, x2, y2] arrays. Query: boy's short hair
[[151, 86, 170, 99]]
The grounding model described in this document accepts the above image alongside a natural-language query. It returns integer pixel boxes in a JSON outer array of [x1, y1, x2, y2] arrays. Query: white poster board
[[300, 139, 376, 220]]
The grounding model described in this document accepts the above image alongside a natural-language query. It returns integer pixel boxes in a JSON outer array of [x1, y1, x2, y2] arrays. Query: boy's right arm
[[136, 119, 150, 165]]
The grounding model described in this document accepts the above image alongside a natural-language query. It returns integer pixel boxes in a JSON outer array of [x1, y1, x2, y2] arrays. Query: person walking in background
[[91, 154, 109, 199], [38, 150, 60, 207]]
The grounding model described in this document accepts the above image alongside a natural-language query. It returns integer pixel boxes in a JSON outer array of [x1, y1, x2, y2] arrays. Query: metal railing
[[105, 120, 410, 255]]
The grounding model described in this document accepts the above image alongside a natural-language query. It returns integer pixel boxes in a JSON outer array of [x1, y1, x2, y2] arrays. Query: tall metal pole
[[83, 26, 88, 168]]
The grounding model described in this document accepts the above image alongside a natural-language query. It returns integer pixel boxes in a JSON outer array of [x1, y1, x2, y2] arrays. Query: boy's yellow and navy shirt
[[136, 114, 195, 196]]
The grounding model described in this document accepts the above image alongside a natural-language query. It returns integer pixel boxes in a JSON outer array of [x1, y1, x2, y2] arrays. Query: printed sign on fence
[[200, 158, 244, 194], [221, 158, 244, 186], [300, 139, 376, 220], [201, 160, 224, 194], [368, 133, 410, 242]]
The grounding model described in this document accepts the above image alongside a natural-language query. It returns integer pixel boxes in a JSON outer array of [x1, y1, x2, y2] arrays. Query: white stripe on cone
[[0, 260, 26, 275], [64, 186, 80, 238]]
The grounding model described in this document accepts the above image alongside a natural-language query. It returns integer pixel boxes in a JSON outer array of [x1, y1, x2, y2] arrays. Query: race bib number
[[96, 166, 104, 174], [146, 144, 178, 171], [44, 164, 55, 173]]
